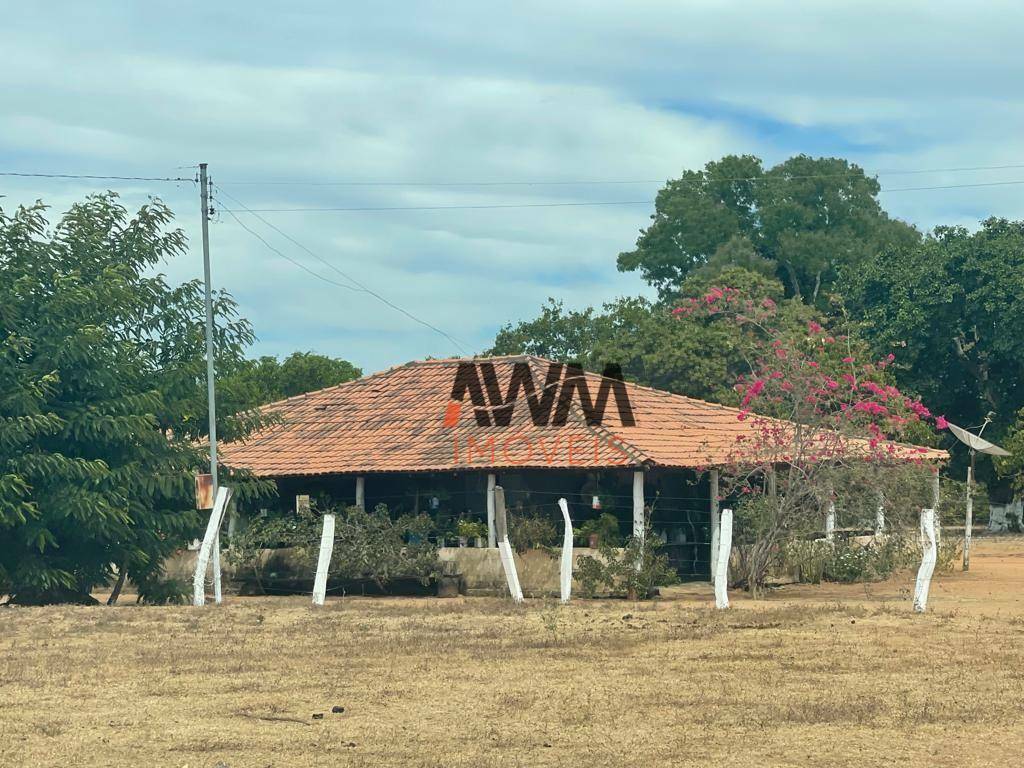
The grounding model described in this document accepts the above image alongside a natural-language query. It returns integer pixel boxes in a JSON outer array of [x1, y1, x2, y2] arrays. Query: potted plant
[[457, 519, 488, 547], [577, 513, 622, 549]]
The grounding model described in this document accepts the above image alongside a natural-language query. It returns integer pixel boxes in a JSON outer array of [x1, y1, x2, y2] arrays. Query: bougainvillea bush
[[674, 287, 948, 593]]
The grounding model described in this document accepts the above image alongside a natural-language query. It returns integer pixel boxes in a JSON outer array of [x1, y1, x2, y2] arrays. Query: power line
[[220, 200, 652, 213], [215, 162, 1024, 188], [218, 178, 1024, 214], [0, 171, 194, 183], [216, 188, 470, 354], [882, 179, 1024, 192]]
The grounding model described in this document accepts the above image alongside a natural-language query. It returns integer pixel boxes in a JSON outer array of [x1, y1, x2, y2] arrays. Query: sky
[[2, 1, 1023, 375]]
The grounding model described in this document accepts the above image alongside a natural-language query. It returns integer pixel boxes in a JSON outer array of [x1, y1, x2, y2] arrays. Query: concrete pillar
[[632, 470, 645, 542], [487, 473, 497, 547], [710, 469, 720, 584], [355, 476, 365, 510]]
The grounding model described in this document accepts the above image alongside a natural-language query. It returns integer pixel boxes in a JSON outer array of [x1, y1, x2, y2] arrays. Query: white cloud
[[1, 1, 1022, 372]]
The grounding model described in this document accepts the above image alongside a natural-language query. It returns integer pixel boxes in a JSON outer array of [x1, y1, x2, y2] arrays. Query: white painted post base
[[914, 508, 937, 613], [493, 486, 523, 603], [312, 513, 336, 606], [558, 498, 573, 604], [498, 540, 524, 603], [714, 508, 733, 609], [193, 486, 233, 607]]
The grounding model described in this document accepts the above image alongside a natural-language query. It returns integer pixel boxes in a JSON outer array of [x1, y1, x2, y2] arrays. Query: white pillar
[[312, 513, 336, 606], [486, 473, 497, 548], [632, 470, 645, 572], [558, 498, 573, 604], [914, 508, 937, 612], [709, 469, 720, 584], [875, 492, 885, 539], [193, 486, 233, 607], [964, 463, 974, 571], [715, 508, 733, 609], [825, 500, 836, 543], [355, 476, 365, 510], [632, 470, 645, 541]]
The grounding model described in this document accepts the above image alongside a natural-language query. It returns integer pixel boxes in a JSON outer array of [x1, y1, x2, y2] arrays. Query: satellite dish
[[946, 421, 1010, 456]]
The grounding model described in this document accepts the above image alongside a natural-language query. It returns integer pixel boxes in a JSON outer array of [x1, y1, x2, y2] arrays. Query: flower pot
[[473, 536, 485, 548], [588, 533, 599, 548], [458, 536, 468, 548]]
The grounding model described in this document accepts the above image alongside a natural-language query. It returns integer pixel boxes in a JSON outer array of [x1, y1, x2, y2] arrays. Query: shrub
[[576, 513, 622, 547], [456, 519, 488, 540], [779, 532, 958, 585], [508, 511, 559, 552], [227, 502, 439, 589], [575, 531, 677, 599]]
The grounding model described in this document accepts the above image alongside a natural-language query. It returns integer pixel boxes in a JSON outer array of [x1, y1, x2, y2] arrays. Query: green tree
[[0, 194, 269, 604], [489, 267, 814, 405], [617, 154, 919, 302], [843, 217, 1024, 482], [221, 351, 361, 408]]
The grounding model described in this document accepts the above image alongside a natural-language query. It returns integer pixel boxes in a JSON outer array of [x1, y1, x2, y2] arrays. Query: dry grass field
[[2, 538, 1023, 768]]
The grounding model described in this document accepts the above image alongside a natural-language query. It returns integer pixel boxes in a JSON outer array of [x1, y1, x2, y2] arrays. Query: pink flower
[[823, 377, 838, 390], [842, 356, 855, 363], [936, 415, 949, 429]]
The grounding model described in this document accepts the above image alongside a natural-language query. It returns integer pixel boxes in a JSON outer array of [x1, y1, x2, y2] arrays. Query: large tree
[[0, 194, 268, 604], [617, 154, 920, 302], [842, 218, 1024, 493]]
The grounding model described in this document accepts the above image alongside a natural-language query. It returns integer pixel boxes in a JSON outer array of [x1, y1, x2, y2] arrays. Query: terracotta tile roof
[[220, 355, 947, 477]]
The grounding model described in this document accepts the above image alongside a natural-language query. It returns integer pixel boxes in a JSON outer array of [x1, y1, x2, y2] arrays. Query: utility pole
[[199, 162, 223, 603]]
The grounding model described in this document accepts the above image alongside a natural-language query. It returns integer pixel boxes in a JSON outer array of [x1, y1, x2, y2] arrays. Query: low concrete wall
[[439, 546, 606, 595], [162, 545, 608, 597]]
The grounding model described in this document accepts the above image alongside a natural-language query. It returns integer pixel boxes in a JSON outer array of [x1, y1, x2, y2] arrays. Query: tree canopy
[[617, 154, 920, 303], [0, 194, 268, 604], [843, 218, 1024, 448], [221, 351, 362, 410]]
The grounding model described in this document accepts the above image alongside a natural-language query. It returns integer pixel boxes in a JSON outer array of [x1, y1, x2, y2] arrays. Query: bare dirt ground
[[2, 537, 1022, 768]]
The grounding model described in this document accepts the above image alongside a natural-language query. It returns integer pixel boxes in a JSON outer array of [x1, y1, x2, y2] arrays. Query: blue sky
[[2, 1, 1023, 374]]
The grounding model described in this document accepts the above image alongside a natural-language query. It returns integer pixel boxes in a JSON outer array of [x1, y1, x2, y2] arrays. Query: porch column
[[709, 469, 720, 584], [632, 470, 645, 543], [486, 473, 497, 548], [355, 476, 365, 510], [825, 500, 836, 543]]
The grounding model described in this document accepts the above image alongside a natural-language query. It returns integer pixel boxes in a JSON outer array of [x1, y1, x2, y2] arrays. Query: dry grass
[[2, 538, 1024, 767]]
